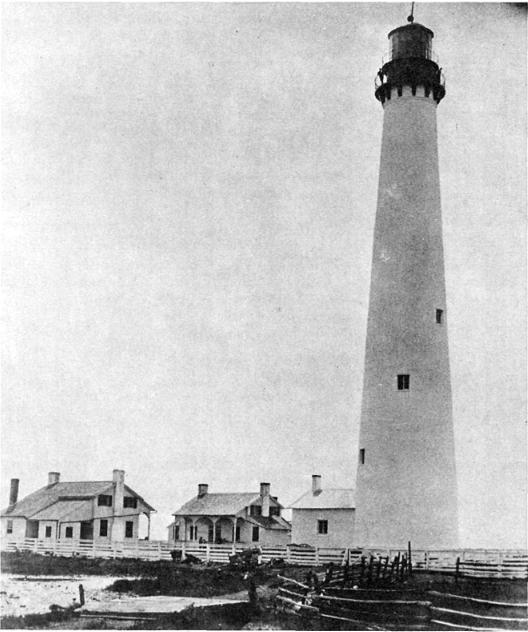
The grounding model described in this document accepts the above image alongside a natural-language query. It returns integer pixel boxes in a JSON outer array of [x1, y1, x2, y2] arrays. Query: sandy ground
[[0, 573, 132, 617]]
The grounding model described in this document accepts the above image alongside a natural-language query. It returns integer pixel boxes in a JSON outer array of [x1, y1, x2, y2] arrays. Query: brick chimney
[[260, 482, 270, 517], [48, 472, 60, 486], [312, 475, 322, 496], [9, 479, 19, 506], [113, 469, 125, 510], [198, 484, 209, 497]]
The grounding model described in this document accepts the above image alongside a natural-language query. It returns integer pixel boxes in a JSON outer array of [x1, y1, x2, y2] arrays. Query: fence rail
[[1, 538, 527, 578]]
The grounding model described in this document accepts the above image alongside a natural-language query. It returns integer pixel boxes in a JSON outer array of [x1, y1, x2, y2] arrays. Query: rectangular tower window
[[252, 527, 259, 542], [6, 520, 13, 534], [65, 526, 73, 538], [436, 309, 444, 324], [45, 526, 52, 538], [318, 520, 328, 535], [99, 520, 108, 537], [359, 448, 365, 465], [397, 374, 410, 390]]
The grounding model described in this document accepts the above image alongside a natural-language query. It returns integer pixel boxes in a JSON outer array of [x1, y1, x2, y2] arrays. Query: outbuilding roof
[[1, 481, 155, 518], [289, 489, 355, 510], [246, 515, 292, 531]]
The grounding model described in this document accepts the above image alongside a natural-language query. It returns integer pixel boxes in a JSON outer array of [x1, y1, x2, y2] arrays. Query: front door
[[80, 521, 93, 540], [25, 521, 39, 538]]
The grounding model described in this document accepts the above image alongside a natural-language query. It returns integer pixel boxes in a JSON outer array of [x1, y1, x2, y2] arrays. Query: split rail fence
[[278, 574, 528, 630], [1, 538, 527, 579]]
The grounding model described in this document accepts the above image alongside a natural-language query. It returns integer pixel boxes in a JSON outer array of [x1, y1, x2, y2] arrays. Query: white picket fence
[[2, 538, 527, 578]]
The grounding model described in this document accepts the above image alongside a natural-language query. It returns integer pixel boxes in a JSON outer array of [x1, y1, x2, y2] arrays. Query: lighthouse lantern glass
[[389, 25, 433, 61]]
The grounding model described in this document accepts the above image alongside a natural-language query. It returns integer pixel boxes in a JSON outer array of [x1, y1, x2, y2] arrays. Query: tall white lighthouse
[[354, 17, 459, 549]]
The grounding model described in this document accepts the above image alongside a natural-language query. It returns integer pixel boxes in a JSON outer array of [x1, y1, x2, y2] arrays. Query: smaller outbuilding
[[1, 470, 155, 542], [168, 482, 291, 547], [289, 475, 355, 548]]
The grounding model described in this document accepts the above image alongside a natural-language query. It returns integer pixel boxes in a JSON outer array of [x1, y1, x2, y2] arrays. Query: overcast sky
[[2, 2, 526, 547]]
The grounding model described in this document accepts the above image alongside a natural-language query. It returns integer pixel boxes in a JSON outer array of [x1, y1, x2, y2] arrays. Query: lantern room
[[388, 22, 434, 61]]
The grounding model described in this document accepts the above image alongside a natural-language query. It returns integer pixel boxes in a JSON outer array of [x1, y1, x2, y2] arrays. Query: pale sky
[[2, 3, 526, 547]]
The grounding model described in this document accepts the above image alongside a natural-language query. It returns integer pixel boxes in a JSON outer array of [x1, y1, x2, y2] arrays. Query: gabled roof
[[289, 489, 355, 510], [173, 493, 261, 517], [1, 481, 155, 518]]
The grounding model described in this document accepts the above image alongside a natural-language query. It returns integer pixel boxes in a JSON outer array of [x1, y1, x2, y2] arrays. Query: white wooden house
[[1, 470, 155, 541], [168, 482, 291, 546]]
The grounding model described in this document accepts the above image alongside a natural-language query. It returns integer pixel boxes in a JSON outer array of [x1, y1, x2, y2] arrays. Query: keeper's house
[[289, 475, 355, 548], [1, 470, 155, 541], [168, 482, 291, 546]]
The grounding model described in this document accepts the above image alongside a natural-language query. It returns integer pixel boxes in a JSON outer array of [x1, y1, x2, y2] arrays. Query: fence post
[[158, 540, 162, 561], [315, 547, 320, 566], [92, 540, 96, 559], [182, 540, 186, 560], [286, 545, 291, 565], [206, 543, 210, 563]]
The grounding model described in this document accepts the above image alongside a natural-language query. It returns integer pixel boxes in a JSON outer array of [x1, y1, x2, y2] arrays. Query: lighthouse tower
[[354, 17, 458, 549]]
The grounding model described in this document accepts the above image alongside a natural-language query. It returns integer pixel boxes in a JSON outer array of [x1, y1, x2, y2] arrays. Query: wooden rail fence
[[1, 538, 527, 579], [278, 574, 528, 631]]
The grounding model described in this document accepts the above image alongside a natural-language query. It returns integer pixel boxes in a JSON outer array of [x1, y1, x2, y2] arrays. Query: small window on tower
[[359, 449, 365, 465], [397, 374, 410, 391], [436, 309, 444, 324]]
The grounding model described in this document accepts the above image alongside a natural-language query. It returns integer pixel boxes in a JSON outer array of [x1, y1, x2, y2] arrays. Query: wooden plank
[[431, 606, 528, 623], [428, 591, 528, 608]]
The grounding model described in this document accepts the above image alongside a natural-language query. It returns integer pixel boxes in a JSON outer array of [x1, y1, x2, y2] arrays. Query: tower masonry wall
[[354, 92, 458, 550]]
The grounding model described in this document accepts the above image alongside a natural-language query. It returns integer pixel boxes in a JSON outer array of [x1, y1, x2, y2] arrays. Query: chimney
[[312, 475, 322, 496], [113, 469, 125, 510], [260, 482, 270, 517], [48, 472, 60, 486], [198, 483, 209, 497], [9, 479, 19, 506]]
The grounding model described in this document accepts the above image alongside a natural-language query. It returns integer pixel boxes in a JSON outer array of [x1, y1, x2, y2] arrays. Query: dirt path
[[1, 573, 133, 617]]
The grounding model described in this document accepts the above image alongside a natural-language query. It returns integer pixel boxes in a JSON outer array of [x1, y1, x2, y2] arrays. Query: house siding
[[291, 508, 355, 548], [1, 516, 26, 539]]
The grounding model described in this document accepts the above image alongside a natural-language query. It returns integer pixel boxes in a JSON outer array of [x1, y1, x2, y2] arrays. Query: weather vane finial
[[407, 2, 415, 23]]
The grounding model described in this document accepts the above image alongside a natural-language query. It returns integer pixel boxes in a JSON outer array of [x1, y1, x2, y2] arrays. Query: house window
[[436, 309, 444, 324], [65, 527, 73, 538], [98, 495, 112, 507], [214, 524, 222, 542], [189, 525, 198, 541], [252, 526, 259, 542], [318, 520, 328, 535], [99, 520, 108, 537], [208, 525, 214, 542], [235, 526, 241, 542], [6, 520, 13, 535], [45, 526, 52, 538], [123, 497, 137, 509], [173, 525, 180, 541], [125, 521, 134, 538], [397, 374, 410, 390], [360, 448, 365, 465], [249, 505, 262, 517], [270, 506, 281, 517]]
